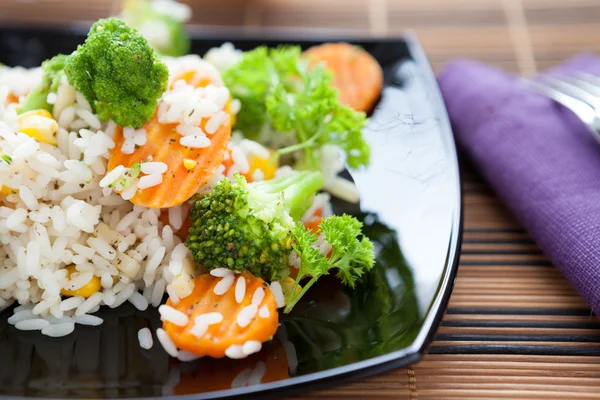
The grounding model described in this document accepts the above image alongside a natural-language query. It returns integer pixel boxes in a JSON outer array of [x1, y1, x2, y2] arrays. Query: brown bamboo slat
[[2, 0, 600, 398]]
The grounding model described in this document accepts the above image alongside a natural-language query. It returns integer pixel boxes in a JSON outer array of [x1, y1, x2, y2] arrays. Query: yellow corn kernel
[[0, 186, 12, 195], [61, 265, 101, 298], [246, 151, 277, 181], [280, 276, 302, 298], [225, 99, 237, 126], [183, 158, 197, 170], [17, 109, 59, 146]]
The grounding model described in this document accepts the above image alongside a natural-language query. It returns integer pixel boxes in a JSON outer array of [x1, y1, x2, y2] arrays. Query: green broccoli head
[[185, 171, 324, 282], [121, 0, 190, 57], [64, 18, 169, 128], [18, 54, 68, 114]]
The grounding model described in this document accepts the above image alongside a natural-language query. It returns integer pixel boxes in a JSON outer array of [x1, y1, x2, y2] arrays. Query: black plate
[[0, 25, 462, 399]]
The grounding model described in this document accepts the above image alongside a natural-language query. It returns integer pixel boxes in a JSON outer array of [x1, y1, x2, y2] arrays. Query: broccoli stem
[[251, 170, 324, 220], [18, 83, 51, 114]]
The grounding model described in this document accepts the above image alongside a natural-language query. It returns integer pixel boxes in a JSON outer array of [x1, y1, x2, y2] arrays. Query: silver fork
[[521, 72, 600, 142]]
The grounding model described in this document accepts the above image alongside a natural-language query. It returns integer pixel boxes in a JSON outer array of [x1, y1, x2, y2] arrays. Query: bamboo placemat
[[2, 0, 600, 398]]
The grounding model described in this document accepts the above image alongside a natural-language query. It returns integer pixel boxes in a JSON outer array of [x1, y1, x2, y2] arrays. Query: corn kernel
[[17, 109, 59, 146], [245, 152, 277, 181], [183, 158, 197, 170], [0, 186, 13, 195], [225, 99, 237, 126], [280, 276, 302, 297], [61, 265, 102, 298]]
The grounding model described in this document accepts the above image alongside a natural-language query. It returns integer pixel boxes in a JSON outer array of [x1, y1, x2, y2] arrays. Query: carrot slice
[[6, 93, 19, 104], [108, 71, 232, 209], [304, 43, 383, 112], [163, 273, 279, 359], [302, 207, 323, 234]]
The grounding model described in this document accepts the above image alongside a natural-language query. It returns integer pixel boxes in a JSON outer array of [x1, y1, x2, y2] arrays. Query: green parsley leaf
[[223, 46, 370, 170], [284, 214, 375, 313]]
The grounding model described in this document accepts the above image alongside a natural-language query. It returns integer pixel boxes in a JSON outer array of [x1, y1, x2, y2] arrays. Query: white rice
[[204, 42, 243, 72], [15, 318, 50, 330], [230, 99, 241, 115], [259, 305, 270, 319], [138, 327, 153, 350], [180, 135, 211, 149], [210, 268, 233, 278], [225, 344, 246, 360], [176, 350, 200, 362], [251, 287, 265, 307], [165, 284, 180, 305], [213, 273, 235, 295], [156, 327, 178, 357], [242, 340, 262, 356], [190, 321, 208, 338], [59, 296, 85, 311], [158, 304, 189, 326], [138, 173, 163, 189], [128, 291, 149, 311], [41, 322, 75, 337], [205, 111, 228, 134], [236, 304, 258, 328], [140, 162, 168, 175], [168, 207, 183, 231], [235, 276, 246, 303], [195, 312, 223, 325], [270, 282, 285, 308], [73, 314, 103, 326], [75, 292, 103, 316]]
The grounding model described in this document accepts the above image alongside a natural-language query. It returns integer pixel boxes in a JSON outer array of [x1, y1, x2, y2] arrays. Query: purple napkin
[[438, 54, 600, 315]]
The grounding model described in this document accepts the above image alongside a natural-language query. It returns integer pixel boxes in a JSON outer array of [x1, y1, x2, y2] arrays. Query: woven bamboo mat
[[3, 0, 600, 398]]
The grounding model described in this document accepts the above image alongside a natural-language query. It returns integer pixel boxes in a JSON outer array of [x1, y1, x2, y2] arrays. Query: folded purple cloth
[[438, 54, 600, 315]]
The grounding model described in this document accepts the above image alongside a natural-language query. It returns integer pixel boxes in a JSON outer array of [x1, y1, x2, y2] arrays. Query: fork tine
[[570, 72, 600, 96], [520, 77, 596, 126], [538, 75, 598, 107], [573, 71, 600, 85]]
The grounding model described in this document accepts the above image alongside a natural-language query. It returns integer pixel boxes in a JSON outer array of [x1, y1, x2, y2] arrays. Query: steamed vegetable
[[107, 69, 232, 209], [185, 171, 324, 282], [18, 54, 68, 114], [162, 273, 279, 358], [65, 18, 169, 128], [284, 214, 375, 313], [19, 18, 169, 129], [304, 43, 383, 112], [121, 0, 190, 57], [222, 46, 370, 170]]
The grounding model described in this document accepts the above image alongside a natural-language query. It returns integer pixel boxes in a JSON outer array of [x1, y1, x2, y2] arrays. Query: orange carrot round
[[163, 273, 279, 359], [304, 42, 383, 112], [302, 207, 323, 234], [108, 70, 232, 209]]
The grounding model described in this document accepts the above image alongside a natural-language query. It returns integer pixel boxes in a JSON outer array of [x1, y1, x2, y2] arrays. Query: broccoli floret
[[64, 18, 169, 128], [121, 0, 190, 57], [185, 171, 324, 281], [18, 54, 68, 114]]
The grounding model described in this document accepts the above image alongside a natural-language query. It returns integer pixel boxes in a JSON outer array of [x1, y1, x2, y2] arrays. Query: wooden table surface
[[3, 0, 600, 398]]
